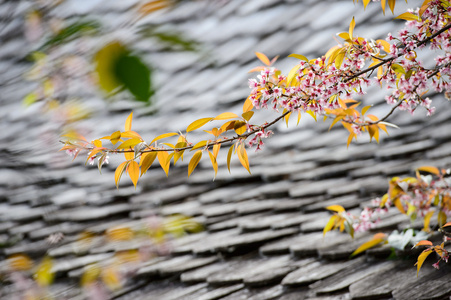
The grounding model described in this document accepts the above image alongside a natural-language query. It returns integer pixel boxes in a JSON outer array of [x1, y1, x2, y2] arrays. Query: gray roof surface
[[1, 0, 451, 299]]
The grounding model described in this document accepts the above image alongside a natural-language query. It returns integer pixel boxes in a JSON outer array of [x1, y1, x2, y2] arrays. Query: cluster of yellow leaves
[[8, 254, 55, 287], [414, 221, 451, 276], [380, 166, 450, 231], [326, 99, 391, 147], [323, 205, 355, 238]]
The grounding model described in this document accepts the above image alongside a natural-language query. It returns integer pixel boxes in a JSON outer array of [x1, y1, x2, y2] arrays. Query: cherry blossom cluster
[[247, 124, 273, 151], [247, 0, 451, 135], [349, 206, 389, 233]]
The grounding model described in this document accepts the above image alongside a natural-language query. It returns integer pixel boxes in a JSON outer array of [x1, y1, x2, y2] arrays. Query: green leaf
[[115, 53, 153, 103], [40, 20, 100, 50]]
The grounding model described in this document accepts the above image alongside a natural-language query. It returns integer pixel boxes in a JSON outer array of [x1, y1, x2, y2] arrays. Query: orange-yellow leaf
[[243, 97, 254, 113], [127, 161, 139, 188], [214, 112, 239, 121], [213, 143, 220, 158], [102, 265, 122, 291], [208, 151, 218, 179], [187, 117, 213, 132], [35, 257, 54, 287], [110, 131, 121, 145], [329, 115, 344, 131], [347, 132, 356, 148], [326, 205, 345, 213], [157, 151, 170, 176], [191, 140, 207, 151], [394, 12, 421, 22], [220, 120, 236, 133], [414, 240, 433, 247], [237, 144, 251, 174], [81, 264, 101, 287], [121, 130, 142, 140], [234, 120, 247, 135], [125, 112, 133, 131], [284, 111, 291, 127], [139, 0, 172, 15], [361, 105, 372, 116], [415, 249, 433, 276], [350, 233, 387, 257], [150, 132, 178, 145], [381, 0, 386, 14], [297, 111, 302, 125], [188, 150, 202, 177], [443, 221, 451, 228], [140, 151, 157, 176], [242, 111, 254, 122], [349, 17, 355, 40], [323, 215, 338, 236], [117, 138, 143, 150], [438, 210, 447, 227], [419, 0, 432, 16], [363, 0, 371, 9], [248, 66, 266, 73], [92, 139, 102, 148], [124, 151, 134, 160], [393, 197, 406, 214], [388, 0, 395, 14], [423, 210, 435, 232], [8, 254, 33, 271], [288, 53, 308, 61], [227, 144, 234, 173], [115, 161, 129, 188], [417, 166, 440, 176], [286, 64, 301, 86], [255, 52, 270, 66]]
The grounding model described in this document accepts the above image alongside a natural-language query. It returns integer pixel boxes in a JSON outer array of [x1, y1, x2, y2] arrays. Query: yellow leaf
[[323, 215, 338, 236], [208, 151, 218, 179], [117, 138, 143, 150], [284, 111, 291, 127], [394, 12, 421, 22], [127, 161, 139, 188], [286, 64, 301, 87], [140, 151, 157, 176], [227, 144, 234, 173], [414, 240, 433, 247], [438, 210, 447, 227], [214, 112, 239, 121], [347, 132, 355, 148], [156, 151, 170, 176], [419, 0, 432, 16], [139, 0, 172, 15], [415, 249, 433, 276], [255, 52, 271, 66], [115, 161, 129, 188], [368, 125, 379, 143], [124, 151, 134, 160], [220, 120, 236, 133], [8, 254, 33, 271], [349, 17, 355, 41], [94, 41, 127, 94], [361, 105, 372, 116], [297, 111, 302, 125], [110, 131, 121, 145], [387, 0, 395, 13], [393, 197, 406, 214], [248, 66, 266, 73], [188, 150, 202, 177], [335, 48, 347, 68], [381, 0, 386, 14], [243, 97, 254, 113], [242, 111, 254, 122], [288, 53, 308, 61], [213, 143, 221, 158], [191, 140, 208, 151], [121, 130, 142, 140], [350, 233, 387, 257], [234, 120, 247, 135], [102, 265, 122, 291], [237, 144, 251, 174], [187, 117, 213, 132], [423, 211, 435, 232], [329, 115, 344, 131], [326, 205, 345, 213], [92, 139, 102, 148], [363, 0, 371, 9], [125, 111, 133, 131], [81, 264, 101, 287], [417, 166, 440, 176], [106, 226, 134, 241], [150, 132, 178, 145]]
